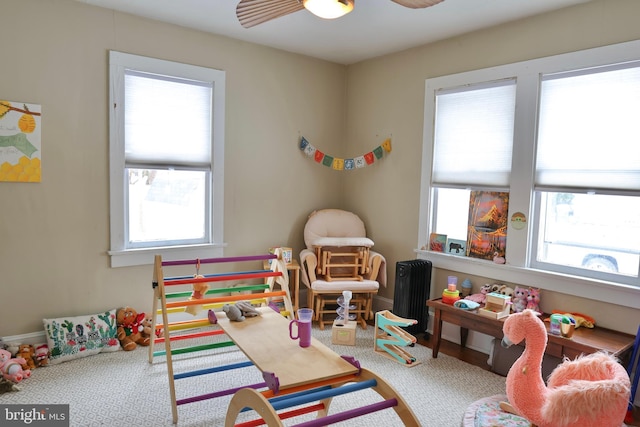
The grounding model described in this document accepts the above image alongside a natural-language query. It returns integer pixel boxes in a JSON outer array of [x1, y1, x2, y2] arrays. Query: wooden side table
[[264, 259, 300, 313], [426, 298, 634, 362]]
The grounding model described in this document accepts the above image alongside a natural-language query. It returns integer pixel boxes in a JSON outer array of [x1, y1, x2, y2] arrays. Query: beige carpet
[[0, 325, 506, 426]]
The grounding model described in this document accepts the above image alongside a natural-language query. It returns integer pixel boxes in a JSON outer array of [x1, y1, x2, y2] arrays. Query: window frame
[[108, 51, 226, 267], [417, 40, 640, 309]]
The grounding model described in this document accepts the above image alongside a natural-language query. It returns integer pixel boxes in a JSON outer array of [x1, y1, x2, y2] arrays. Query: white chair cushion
[[310, 280, 379, 292], [304, 209, 367, 248], [311, 237, 374, 248]]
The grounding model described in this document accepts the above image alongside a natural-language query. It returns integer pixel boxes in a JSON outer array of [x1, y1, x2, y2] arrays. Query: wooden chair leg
[[316, 295, 325, 329], [365, 294, 374, 320]]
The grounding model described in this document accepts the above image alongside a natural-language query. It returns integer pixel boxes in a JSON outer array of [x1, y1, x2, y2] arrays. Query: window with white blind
[[108, 52, 226, 267], [419, 40, 640, 304], [531, 63, 640, 280], [431, 80, 516, 243]]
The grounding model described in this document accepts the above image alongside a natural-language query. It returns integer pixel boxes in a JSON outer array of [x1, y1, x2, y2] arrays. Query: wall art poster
[[429, 233, 447, 252], [466, 191, 509, 260], [0, 100, 41, 182], [446, 238, 467, 256]]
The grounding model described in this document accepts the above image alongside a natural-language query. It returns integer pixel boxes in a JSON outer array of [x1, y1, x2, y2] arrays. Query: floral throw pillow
[[43, 309, 121, 364]]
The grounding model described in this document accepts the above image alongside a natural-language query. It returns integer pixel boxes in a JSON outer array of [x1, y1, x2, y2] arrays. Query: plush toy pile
[[0, 340, 50, 390]]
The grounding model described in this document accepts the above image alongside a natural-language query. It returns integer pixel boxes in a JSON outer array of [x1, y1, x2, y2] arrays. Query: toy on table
[[500, 309, 630, 427], [497, 284, 514, 298], [546, 310, 595, 329], [0, 349, 31, 383], [478, 292, 511, 319], [116, 307, 151, 351], [454, 299, 480, 310], [460, 278, 473, 298], [464, 283, 493, 305], [512, 286, 528, 313], [526, 287, 541, 313]]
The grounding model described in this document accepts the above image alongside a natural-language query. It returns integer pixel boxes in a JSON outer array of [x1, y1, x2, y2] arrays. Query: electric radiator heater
[[392, 259, 432, 336]]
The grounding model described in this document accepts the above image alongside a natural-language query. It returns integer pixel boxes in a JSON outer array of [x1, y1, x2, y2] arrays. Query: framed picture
[[446, 238, 467, 256], [429, 233, 447, 252], [466, 191, 509, 261], [0, 100, 41, 182]]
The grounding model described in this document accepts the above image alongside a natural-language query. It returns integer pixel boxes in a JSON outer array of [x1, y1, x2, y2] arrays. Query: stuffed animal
[[501, 310, 629, 427], [223, 304, 245, 322], [34, 344, 49, 368], [185, 275, 210, 316], [497, 284, 514, 299], [235, 301, 261, 318], [512, 286, 529, 313], [0, 349, 31, 383], [16, 345, 36, 371], [526, 287, 541, 313], [140, 314, 153, 337], [0, 377, 19, 393], [6, 342, 20, 358], [116, 307, 151, 351], [465, 283, 493, 304]]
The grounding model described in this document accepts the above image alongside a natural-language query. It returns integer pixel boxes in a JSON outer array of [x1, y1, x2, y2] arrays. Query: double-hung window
[[532, 63, 640, 281], [108, 52, 225, 267], [430, 80, 516, 244], [419, 40, 640, 306]]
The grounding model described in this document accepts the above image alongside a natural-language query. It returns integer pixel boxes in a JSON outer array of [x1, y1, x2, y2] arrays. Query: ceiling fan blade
[[237, 0, 305, 28], [391, 0, 444, 8]]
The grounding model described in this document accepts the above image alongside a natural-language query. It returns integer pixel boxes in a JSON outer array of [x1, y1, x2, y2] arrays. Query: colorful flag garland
[[299, 136, 392, 171]]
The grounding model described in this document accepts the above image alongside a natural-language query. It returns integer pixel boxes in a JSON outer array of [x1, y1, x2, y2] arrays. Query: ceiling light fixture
[[303, 0, 355, 20]]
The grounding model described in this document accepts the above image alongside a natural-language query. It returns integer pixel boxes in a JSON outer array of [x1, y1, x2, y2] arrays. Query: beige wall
[[1, 0, 638, 337], [344, 0, 640, 334], [1, 0, 346, 336]]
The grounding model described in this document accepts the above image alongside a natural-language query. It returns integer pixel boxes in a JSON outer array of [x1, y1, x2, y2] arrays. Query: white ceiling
[[77, 0, 591, 65]]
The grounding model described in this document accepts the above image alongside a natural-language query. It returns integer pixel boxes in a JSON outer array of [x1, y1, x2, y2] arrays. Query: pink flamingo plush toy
[[501, 310, 630, 427]]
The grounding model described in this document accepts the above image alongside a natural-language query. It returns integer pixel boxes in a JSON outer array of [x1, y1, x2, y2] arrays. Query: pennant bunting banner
[[299, 136, 392, 171]]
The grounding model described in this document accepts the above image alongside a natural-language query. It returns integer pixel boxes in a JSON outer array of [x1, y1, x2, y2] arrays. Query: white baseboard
[[1, 331, 47, 347]]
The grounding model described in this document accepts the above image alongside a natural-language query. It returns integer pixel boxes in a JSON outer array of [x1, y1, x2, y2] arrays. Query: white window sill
[[415, 249, 640, 310], [109, 243, 226, 268]]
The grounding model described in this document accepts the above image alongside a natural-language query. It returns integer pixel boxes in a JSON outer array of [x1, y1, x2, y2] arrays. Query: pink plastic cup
[[289, 308, 313, 348]]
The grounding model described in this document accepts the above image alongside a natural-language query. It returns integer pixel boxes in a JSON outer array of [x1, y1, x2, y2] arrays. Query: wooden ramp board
[[217, 307, 358, 391]]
